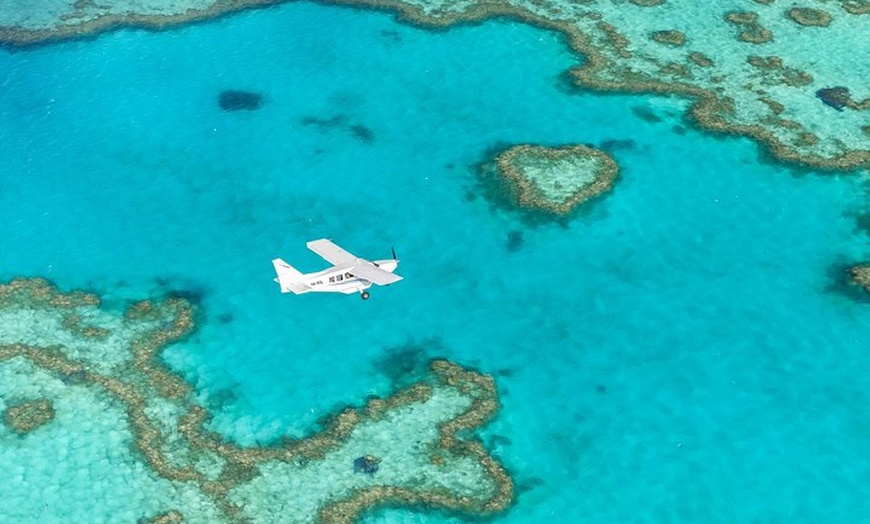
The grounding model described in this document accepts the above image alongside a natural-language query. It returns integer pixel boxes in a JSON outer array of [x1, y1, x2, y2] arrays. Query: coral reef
[[746, 56, 813, 87], [3, 398, 55, 435], [786, 7, 832, 27], [139, 510, 185, 524], [0, 278, 512, 523], [0, 1, 866, 170], [688, 52, 714, 68], [490, 144, 618, 215], [724, 11, 773, 44], [650, 30, 686, 47], [842, 2, 870, 15]]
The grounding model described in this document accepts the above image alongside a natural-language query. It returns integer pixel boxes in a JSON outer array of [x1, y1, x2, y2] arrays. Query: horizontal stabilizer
[[272, 258, 309, 294], [352, 263, 403, 286]]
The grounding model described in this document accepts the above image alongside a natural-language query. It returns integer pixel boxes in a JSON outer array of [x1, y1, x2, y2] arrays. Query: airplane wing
[[351, 262, 403, 286], [306, 238, 357, 265]]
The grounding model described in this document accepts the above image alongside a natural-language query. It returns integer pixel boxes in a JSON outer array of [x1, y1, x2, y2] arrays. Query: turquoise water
[[1, 2, 869, 522]]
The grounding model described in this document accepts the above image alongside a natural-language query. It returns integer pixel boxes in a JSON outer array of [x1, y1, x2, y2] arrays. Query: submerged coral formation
[[786, 7, 832, 27], [850, 264, 870, 293], [815, 86, 858, 111], [353, 454, 381, 475], [0, 0, 865, 171], [0, 278, 512, 523], [491, 144, 618, 215], [141, 510, 185, 524], [2, 398, 55, 435], [650, 30, 686, 47], [724, 11, 773, 44], [218, 90, 263, 111]]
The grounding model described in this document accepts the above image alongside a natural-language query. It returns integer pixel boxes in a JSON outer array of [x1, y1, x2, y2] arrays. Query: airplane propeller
[[391, 246, 397, 260]]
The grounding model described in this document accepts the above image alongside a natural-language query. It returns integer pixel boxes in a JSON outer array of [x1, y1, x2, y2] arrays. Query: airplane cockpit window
[[345, 272, 353, 279]]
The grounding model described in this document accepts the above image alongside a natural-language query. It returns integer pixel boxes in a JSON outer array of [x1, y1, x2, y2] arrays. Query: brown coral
[[650, 29, 686, 46], [786, 7, 832, 26], [850, 264, 870, 293], [3, 398, 55, 435], [725, 11, 773, 44]]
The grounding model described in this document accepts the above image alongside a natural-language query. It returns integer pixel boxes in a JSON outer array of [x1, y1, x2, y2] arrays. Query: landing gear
[[360, 291, 370, 300]]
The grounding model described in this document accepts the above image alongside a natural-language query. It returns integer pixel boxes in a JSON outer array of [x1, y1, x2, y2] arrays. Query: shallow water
[[1, 2, 868, 522]]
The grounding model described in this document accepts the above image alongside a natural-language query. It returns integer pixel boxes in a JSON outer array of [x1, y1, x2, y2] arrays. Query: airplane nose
[[375, 260, 398, 273]]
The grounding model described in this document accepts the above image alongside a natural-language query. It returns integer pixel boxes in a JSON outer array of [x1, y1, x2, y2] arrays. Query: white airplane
[[272, 238, 402, 300]]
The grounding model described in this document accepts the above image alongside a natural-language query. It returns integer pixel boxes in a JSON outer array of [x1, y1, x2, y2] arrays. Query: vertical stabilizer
[[271, 258, 307, 294]]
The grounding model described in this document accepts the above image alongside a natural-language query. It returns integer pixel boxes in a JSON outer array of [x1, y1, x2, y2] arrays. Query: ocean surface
[[1, 2, 869, 522]]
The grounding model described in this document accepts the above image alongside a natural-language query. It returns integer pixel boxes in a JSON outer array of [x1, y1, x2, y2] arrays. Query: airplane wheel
[[361, 291, 370, 300]]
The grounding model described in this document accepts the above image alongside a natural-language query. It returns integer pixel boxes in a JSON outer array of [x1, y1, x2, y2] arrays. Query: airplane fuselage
[[297, 259, 398, 295]]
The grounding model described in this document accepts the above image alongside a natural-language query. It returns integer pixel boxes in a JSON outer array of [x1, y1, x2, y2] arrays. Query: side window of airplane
[[329, 276, 335, 283], [336, 274, 344, 282]]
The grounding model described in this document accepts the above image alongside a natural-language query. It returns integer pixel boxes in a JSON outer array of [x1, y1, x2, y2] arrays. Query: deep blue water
[[1, 2, 869, 523]]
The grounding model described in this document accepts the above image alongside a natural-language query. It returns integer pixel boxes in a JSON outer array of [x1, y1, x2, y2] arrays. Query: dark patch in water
[[353, 455, 380, 475], [217, 313, 234, 324], [516, 476, 546, 495], [373, 338, 445, 385], [300, 115, 374, 144], [488, 435, 512, 447], [843, 209, 870, 236], [379, 29, 402, 42], [599, 138, 636, 151], [495, 367, 516, 377], [815, 86, 851, 111], [632, 106, 663, 123], [206, 387, 240, 412], [164, 287, 208, 304], [506, 230, 524, 252], [300, 115, 347, 129], [155, 276, 209, 304], [218, 90, 263, 111], [672, 124, 687, 135], [349, 124, 375, 143], [596, 384, 607, 394]]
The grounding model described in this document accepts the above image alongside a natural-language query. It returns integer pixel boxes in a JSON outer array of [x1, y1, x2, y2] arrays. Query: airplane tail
[[271, 258, 308, 294]]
